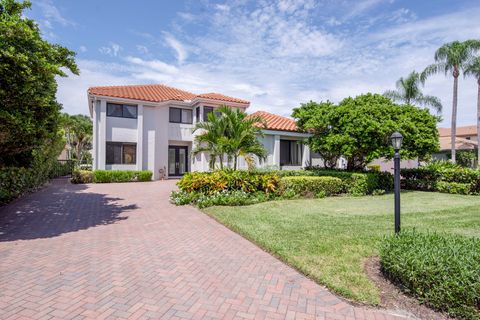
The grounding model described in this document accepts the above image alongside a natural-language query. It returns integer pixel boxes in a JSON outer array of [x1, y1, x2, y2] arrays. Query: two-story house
[[88, 84, 312, 179]]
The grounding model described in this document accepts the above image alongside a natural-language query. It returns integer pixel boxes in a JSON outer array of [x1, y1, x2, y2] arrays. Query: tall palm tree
[[464, 56, 480, 167], [192, 105, 267, 170], [384, 71, 442, 112], [421, 40, 480, 163]]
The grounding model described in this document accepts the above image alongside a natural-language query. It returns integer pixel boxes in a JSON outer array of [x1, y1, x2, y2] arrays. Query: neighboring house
[[433, 125, 478, 161], [88, 84, 312, 180]]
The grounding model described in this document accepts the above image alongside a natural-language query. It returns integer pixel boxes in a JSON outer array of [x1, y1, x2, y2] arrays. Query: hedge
[[71, 170, 94, 184], [0, 159, 72, 204], [277, 168, 393, 195], [380, 230, 480, 319], [401, 161, 480, 195], [280, 176, 344, 197], [92, 170, 152, 183]]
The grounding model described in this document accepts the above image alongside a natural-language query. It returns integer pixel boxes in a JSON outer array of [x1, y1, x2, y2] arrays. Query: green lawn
[[203, 192, 480, 305]]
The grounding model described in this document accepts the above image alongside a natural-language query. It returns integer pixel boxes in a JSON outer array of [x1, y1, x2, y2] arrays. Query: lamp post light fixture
[[391, 132, 403, 234]]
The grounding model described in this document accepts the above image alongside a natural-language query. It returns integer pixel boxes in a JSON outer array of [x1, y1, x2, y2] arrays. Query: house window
[[203, 106, 214, 121], [106, 142, 136, 165], [169, 107, 192, 124], [107, 103, 138, 119], [280, 140, 302, 166], [196, 107, 200, 122]]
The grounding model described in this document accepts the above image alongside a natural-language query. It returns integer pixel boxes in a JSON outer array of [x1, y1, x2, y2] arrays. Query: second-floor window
[[203, 106, 214, 122], [169, 107, 192, 124], [107, 103, 137, 119]]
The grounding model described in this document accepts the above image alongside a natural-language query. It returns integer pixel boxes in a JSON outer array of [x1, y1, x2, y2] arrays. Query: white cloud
[[79, 46, 87, 53], [36, 0, 75, 27], [99, 43, 122, 57], [163, 32, 188, 64]]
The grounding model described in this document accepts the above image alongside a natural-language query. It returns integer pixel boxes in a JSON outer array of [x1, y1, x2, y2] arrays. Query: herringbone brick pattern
[[0, 178, 412, 319]]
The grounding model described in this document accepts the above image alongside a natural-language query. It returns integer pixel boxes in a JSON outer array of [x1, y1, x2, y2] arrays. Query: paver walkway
[[0, 178, 412, 320]]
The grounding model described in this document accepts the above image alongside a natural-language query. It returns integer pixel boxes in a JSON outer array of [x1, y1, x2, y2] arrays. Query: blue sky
[[28, 0, 480, 127]]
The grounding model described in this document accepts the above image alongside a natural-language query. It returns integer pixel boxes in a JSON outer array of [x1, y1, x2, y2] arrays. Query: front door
[[168, 146, 188, 176]]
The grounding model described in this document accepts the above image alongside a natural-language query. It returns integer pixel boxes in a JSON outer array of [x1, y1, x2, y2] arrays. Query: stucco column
[[273, 135, 280, 167], [302, 144, 310, 168], [92, 100, 98, 170], [98, 100, 107, 170], [136, 104, 144, 170]]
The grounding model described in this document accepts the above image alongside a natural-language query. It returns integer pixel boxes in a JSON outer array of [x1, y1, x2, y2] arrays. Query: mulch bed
[[364, 257, 453, 320]]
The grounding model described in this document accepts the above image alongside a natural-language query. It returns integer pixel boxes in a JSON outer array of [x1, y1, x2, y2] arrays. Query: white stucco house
[[88, 84, 312, 180]]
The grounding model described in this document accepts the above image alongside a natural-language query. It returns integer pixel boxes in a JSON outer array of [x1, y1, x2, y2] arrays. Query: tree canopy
[[292, 94, 440, 170], [0, 0, 79, 166], [60, 114, 93, 164]]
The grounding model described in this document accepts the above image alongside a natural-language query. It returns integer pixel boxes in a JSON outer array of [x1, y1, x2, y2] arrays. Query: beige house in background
[[434, 125, 478, 161]]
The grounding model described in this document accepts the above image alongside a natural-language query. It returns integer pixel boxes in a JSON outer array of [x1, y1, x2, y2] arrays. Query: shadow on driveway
[[0, 178, 137, 242]]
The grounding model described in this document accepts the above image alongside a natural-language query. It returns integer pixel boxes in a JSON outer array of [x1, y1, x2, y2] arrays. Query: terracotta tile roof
[[88, 84, 249, 105], [197, 93, 249, 104], [439, 136, 477, 151], [438, 125, 477, 137], [250, 111, 298, 132]]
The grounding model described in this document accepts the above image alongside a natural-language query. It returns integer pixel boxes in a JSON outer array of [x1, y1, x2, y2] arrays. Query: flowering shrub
[[170, 190, 276, 208]]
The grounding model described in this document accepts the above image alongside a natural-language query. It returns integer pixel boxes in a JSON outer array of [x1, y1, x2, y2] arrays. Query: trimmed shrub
[[380, 230, 480, 319], [402, 161, 480, 195], [280, 176, 344, 197], [92, 170, 152, 183], [436, 181, 471, 195], [71, 170, 93, 184], [177, 171, 280, 194], [277, 168, 393, 195], [170, 190, 276, 208]]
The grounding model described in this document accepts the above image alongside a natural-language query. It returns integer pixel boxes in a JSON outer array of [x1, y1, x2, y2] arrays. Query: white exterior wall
[[90, 95, 312, 179]]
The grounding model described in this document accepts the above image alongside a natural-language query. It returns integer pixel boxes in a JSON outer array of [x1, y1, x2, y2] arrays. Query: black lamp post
[[391, 132, 403, 234]]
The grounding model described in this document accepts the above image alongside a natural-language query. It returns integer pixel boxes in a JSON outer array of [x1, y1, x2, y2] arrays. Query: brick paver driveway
[[0, 178, 411, 320]]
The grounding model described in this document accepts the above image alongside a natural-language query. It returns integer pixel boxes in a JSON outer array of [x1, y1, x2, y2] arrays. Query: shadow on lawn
[[0, 177, 137, 241]]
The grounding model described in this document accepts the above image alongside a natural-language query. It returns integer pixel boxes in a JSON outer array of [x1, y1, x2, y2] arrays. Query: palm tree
[[192, 105, 267, 170], [61, 114, 93, 165], [384, 71, 442, 112], [464, 56, 480, 167], [420, 40, 480, 163], [192, 112, 228, 170]]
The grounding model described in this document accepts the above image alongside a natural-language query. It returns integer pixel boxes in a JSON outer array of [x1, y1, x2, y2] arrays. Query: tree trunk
[[451, 69, 459, 163], [233, 155, 238, 171], [477, 79, 480, 168]]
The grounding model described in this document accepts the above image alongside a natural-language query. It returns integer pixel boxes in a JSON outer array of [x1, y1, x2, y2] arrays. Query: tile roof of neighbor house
[[438, 125, 477, 137], [88, 84, 249, 104], [439, 136, 478, 151], [250, 111, 298, 132]]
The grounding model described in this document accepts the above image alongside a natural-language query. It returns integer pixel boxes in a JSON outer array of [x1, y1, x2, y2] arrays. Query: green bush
[[280, 176, 344, 197], [177, 170, 280, 194], [0, 146, 69, 204], [278, 168, 393, 195], [91, 170, 152, 183], [380, 230, 480, 319], [170, 190, 275, 208], [71, 170, 93, 184], [436, 181, 471, 195], [402, 160, 480, 195]]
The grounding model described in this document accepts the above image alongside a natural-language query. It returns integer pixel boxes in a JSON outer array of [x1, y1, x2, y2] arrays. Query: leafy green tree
[[420, 40, 480, 163], [61, 114, 93, 165], [193, 105, 267, 170], [384, 71, 442, 113], [464, 56, 480, 167], [0, 0, 79, 166], [292, 94, 440, 170]]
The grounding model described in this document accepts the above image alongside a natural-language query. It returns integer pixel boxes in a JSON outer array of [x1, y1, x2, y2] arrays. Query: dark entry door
[[168, 146, 188, 176]]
